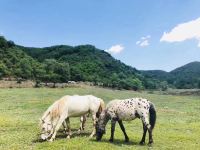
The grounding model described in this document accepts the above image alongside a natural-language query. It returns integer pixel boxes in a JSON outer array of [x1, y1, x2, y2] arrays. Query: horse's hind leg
[[82, 115, 87, 130], [139, 122, 147, 145], [140, 114, 153, 145], [147, 127, 153, 145], [118, 120, 129, 142]]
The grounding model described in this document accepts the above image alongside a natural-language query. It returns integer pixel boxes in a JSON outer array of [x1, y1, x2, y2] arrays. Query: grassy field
[[0, 87, 200, 150]]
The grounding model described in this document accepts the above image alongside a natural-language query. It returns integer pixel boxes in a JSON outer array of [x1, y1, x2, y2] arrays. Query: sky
[[0, 0, 200, 71]]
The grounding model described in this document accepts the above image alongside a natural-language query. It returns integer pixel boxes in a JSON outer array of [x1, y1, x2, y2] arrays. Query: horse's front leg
[[109, 119, 116, 142], [62, 120, 67, 133], [48, 116, 66, 142], [118, 120, 129, 142], [66, 118, 72, 139], [89, 114, 96, 138]]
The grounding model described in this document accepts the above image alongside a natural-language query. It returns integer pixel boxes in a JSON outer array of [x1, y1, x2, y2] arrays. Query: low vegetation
[[0, 87, 199, 149]]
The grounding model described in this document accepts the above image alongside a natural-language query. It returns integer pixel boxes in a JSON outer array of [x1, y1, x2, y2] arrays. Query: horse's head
[[96, 109, 110, 141], [39, 118, 53, 140]]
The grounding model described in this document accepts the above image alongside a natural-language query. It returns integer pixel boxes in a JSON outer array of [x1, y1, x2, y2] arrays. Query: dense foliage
[[0, 36, 146, 90], [142, 62, 200, 89], [1, 36, 199, 89]]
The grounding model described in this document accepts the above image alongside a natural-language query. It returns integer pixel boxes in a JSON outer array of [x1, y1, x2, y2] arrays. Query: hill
[[22, 44, 147, 90], [142, 62, 200, 89], [1, 36, 199, 89], [0, 36, 42, 80], [0, 36, 148, 90], [170, 61, 200, 88]]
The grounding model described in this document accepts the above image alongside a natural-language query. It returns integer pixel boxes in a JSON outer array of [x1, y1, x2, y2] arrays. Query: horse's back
[[106, 98, 151, 121], [106, 99, 121, 109], [66, 95, 101, 117]]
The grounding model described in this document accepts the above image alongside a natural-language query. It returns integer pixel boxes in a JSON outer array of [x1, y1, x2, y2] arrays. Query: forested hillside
[[1, 36, 199, 89], [170, 62, 200, 88], [142, 62, 200, 89], [0, 36, 151, 90]]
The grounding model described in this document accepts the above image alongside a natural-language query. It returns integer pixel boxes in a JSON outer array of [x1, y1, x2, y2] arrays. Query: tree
[[15, 58, 33, 79], [0, 62, 9, 79], [43, 59, 70, 83], [0, 36, 8, 48]]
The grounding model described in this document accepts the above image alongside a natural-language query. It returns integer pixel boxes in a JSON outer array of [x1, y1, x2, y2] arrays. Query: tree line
[[1, 36, 199, 90]]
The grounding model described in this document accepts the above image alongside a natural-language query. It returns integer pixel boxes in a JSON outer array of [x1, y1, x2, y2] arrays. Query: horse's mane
[[96, 98, 105, 118], [41, 102, 55, 121], [41, 96, 70, 123]]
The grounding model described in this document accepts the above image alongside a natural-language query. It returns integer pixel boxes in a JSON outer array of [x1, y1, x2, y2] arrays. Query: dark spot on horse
[[144, 106, 146, 109], [138, 103, 140, 105]]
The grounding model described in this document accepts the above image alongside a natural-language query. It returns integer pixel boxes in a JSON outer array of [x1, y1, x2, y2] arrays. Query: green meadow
[[0, 87, 200, 150]]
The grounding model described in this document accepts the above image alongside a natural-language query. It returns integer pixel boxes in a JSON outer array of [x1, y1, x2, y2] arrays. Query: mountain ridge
[[1, 36, 200, 89]]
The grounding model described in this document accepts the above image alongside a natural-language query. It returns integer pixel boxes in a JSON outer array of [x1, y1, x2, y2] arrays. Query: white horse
[[40, 95, 105, 141], [96, 98, 156, 145]]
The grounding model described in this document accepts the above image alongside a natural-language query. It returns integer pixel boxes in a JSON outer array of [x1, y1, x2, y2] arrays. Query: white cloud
[[140, 40, 149, 47], [198, 40, 200, 47], [106, 44, 124, 54], [136, 35, 151, 47], [160, 17, 200, 47], [141, 35, 151, 40], [136, 41, 140, 45]]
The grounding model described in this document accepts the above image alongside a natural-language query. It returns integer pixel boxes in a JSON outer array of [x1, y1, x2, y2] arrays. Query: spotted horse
[[96, 98, 156, 145]]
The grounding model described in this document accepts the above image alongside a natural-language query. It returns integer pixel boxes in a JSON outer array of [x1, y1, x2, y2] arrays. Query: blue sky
[[0, 0, 200, 71]]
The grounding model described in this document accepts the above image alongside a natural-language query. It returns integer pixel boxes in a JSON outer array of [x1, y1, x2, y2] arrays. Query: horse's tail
[[149, 102, 156, 130], [96, 99, 105, 118]]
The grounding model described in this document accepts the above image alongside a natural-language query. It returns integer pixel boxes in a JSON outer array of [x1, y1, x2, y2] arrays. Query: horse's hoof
[[148, 142, 153, 147], [77, 130, 81, 135], [89, 134, 94, 138], [125, 138, 129, 143], [67, 135, 70, 139], [109, 139, 113, 143], [139, 141, 145, 145], [48, 139, 53, 142]]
